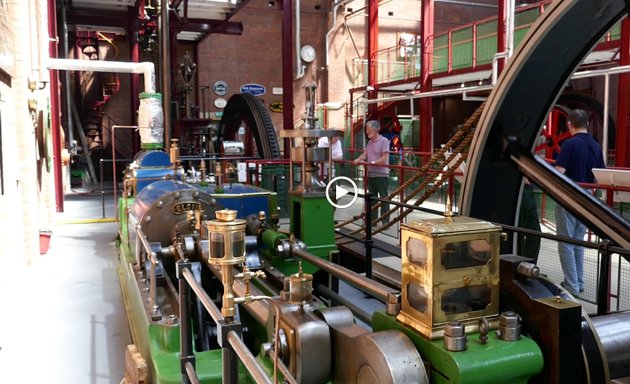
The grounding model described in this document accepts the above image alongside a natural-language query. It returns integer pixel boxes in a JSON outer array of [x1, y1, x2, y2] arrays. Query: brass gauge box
[[397, 216, 501, 339]]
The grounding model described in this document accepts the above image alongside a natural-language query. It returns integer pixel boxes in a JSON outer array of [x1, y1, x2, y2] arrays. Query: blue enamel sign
[[240, 83, 266, 96]]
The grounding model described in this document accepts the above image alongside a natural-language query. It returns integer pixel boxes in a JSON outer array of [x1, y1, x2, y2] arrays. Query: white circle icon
[[325, 176, 358, 209]]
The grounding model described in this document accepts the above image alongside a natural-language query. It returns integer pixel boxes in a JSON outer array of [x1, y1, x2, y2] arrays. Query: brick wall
[[0, 0, 53, 262]]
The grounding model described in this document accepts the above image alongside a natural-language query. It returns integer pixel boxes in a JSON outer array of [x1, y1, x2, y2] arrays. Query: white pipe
[[326, 0, 352, 67], [49, 59, 162, 148], [47, 58, 156, 93], [325, 1, 338, 67], [571, 64, 630, 79], [295, 0, 305, 79], [38, 0, 50, 84], [506, 0, 515, 59], [362, 84, 494, 104], [492, 51, 508, 85]]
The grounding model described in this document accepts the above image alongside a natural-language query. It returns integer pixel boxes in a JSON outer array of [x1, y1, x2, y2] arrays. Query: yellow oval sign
[[270, 101, 283, 113]]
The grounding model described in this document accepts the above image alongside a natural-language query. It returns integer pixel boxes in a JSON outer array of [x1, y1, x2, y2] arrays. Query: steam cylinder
[[129, 179, 218, 245]]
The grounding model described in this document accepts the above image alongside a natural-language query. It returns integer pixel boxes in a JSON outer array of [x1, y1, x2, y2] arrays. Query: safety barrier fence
[[532, 182, 630, 310], [132, 234, 275, 384], [134, 221, 399, 383], [338, 188, 630, 314]]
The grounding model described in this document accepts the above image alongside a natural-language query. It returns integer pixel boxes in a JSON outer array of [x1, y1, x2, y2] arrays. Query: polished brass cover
[[206, 209, 246, 266], [289, 263, 313, 305], [397, 215, 501, 339]]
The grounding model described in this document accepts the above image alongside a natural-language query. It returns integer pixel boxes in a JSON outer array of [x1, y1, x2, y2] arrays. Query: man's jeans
[[555, 204, 586, 294]]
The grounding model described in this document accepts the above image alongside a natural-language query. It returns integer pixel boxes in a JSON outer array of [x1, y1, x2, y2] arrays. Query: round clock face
[[300, 45, 316, 63]]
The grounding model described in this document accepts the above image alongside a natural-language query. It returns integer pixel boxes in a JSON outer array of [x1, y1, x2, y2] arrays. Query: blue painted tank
[[126, 150, 180, 193]]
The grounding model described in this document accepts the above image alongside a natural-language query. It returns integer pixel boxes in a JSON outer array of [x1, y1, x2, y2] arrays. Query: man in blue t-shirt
[[554, 108, 606, 295]]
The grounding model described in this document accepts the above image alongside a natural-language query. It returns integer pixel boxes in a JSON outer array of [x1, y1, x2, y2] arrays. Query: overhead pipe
[[325, 0, 352, 67], [295, 0, 305, 79], [160, 0, 172, 150], [47, 59, 164, 149], [47, 58, 157, 93]]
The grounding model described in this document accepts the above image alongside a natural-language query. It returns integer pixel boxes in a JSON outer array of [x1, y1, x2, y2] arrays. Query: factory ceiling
[[68, 0, 246, 41]]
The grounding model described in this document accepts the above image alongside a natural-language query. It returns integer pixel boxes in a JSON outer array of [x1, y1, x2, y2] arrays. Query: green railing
[[352, 1, 622, 87]]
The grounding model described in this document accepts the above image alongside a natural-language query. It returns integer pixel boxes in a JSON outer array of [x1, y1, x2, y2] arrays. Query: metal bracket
[[217, 319, 242, 349]]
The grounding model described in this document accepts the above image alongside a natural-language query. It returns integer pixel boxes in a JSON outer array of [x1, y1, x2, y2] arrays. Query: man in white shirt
[[318, 129, 343, 179]]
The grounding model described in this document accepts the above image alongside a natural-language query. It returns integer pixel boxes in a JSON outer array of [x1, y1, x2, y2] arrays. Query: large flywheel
[[461, 0, 628, 243], [460, 4, 630, 383], [217, 93, 280, 159]]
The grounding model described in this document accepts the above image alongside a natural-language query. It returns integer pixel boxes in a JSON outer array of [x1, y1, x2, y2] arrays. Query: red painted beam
[[49, 0, 63, 212], [616, 17, 630, 167], [419, 0, 434, 153], [66, 9, 130, 28], [281, 0, 293, 158]]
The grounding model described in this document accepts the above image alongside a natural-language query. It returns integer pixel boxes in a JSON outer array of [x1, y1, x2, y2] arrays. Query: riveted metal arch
[[461, 0, 628, 226]]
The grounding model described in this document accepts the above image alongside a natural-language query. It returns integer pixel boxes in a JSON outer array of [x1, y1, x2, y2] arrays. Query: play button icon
[[326, 176, 358, 209], [335, 184, 350, 200]]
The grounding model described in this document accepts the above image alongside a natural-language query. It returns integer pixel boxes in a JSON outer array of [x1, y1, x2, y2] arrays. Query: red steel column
[[419, 0, 434, 153], [282, 0, 293, 158], [367, 0, 378, 115], [48, 0, 63, 212], [616, 17, 630, 167]]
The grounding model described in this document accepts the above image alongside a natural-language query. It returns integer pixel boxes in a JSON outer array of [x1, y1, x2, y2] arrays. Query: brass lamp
[[397, 215, 501, 339]]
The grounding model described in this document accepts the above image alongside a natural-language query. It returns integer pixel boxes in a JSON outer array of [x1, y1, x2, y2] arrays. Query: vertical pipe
[[325, 0, 339, 67], [295, 0, 304, 79], [48, 0, 64, 212], [170, 29, 180, 141], [160, 0, 172, 150], [60, 0, 74, 149], [194, 48, 200, 119], [130, 4, 141, 153], [282, 0, 294, 158], [367, 0, 378, 116], [497, 0, 506, 73], [506, 0, 515, 59]]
